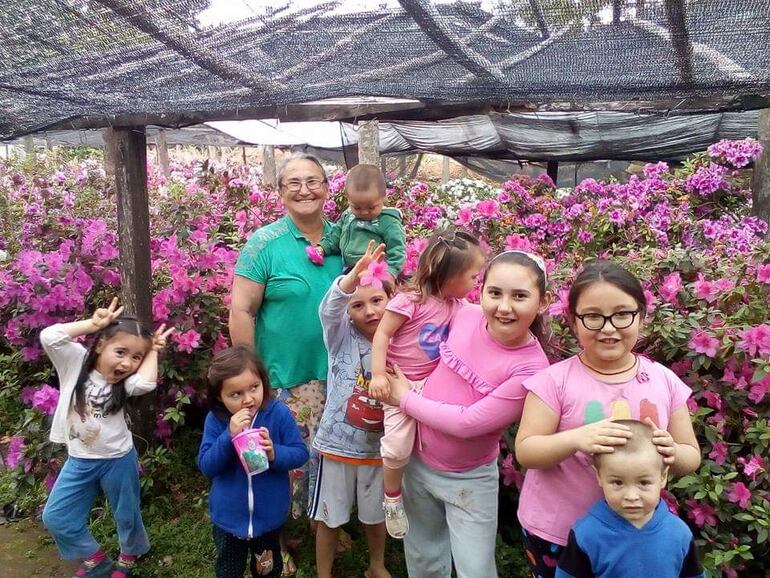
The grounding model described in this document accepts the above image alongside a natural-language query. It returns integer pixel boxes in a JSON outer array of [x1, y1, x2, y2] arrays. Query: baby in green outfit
[[308, 164, 405, 278]]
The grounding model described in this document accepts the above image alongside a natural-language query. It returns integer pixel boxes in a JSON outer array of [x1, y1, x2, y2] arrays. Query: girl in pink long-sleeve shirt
[[385, 251, 551, 578]]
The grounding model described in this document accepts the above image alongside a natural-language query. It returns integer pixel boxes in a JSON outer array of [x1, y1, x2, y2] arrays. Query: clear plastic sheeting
[[2, 0, 769, 140]]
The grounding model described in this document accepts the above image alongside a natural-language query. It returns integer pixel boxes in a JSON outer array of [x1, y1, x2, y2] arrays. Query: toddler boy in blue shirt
[[556, 419, 705, 578]]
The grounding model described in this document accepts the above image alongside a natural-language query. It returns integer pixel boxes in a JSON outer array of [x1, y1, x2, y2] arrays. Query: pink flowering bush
[[1, 139, 768, 575]]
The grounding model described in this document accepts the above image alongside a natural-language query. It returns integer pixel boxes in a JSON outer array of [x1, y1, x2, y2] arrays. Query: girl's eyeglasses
[[574, 310, 640, 331], [281, 178, 327, 193]]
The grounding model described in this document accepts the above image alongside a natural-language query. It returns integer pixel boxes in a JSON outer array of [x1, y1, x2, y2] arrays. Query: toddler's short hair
[[592, 419, 664, 472], [346, 164, 386, 196]]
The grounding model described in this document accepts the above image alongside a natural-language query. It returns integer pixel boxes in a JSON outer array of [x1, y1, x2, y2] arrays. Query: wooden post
[[442, 156, 450, 184], [409, 153, 424, 180], [242, 146, 247, 166], [102, 128, 117, 181], [547, 161, 559, 185], [752, 109, 770, 233], [357, 120, 379, 166], [156, 129, 170, 178], [23, 135, 34, 161], [105, 127, 155, 447], [397, 155, 407, 179], [262, 145, 276, 188]]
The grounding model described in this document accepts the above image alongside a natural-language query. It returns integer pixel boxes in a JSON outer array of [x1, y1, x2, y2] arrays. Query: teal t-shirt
[[234, 216, 343, 389]]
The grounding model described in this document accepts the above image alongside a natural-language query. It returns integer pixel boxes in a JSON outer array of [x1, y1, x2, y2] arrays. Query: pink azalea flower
[[748, 377, 770, 404], [692, 275, 719, 303], [738, 455, 765, 480], [500, 454, 522, 488], [727, 482, 752, 509], [702, 390, 722, 411], [548, 289, 570, 317], [708, 441, 728, 465], [685, 499, 717, 527], [643, 289, 657, 312], [504, 234, 532, 252], [475, 199, 499, 219], [660, 490, 679, 514], [455, 207, 473, 226], [689, 330, 720, 358], [5, 436, 25, 469], [20, 386, 36, 406], [758, 264, 770, 284], [359, 261, 389, 290], [737, 324, 770, 357], [172, 329, 201, 353], [32, 384, 60, 416], [659, 272, 682, 303]]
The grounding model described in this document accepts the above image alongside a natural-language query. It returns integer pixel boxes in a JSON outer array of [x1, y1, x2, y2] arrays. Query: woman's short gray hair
[[276, 153, 327, 187]]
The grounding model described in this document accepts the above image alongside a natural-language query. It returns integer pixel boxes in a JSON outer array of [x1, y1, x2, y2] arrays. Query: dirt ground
[[0, 519, 76, 578]]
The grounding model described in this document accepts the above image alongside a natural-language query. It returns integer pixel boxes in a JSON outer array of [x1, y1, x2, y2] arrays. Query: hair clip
[[359, 261, 390, 289]]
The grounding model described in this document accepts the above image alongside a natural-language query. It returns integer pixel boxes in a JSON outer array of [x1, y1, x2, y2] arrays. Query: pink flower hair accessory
[[306, 245, 325, 265], [359, 260, 389, 289]]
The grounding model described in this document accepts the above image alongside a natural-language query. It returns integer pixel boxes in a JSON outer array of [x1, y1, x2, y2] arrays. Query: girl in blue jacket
[[198, 345, 309, 577]]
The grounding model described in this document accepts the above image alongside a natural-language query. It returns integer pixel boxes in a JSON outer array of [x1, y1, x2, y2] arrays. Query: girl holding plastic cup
[[198, 346, 309, 578]]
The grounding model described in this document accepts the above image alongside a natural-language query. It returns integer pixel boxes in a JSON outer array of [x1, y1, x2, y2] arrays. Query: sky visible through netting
[[2, 0, 769, 140]]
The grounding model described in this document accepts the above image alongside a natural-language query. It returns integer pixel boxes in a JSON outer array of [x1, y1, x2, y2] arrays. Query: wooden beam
[[357, 120, 380, 166], [155, 128, 170, 177], [442, 156, 450, 183], [21, 96, 770, 141], [105, 126, 155, 446], [752, 109, 770, 233]]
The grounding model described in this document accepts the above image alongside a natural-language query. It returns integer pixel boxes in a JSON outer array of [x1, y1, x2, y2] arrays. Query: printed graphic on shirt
[[581, 398, 661, 425], [417, 322, 450, 360], [67, 379, 115, 447], [345, 356, 384, 433]]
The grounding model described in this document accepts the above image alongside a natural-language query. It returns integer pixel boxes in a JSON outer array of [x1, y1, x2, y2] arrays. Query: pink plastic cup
[[232, 428, 269, 475]]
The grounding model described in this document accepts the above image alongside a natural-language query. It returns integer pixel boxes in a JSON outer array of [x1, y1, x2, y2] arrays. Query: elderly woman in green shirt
[[229, 153, 342, 528]]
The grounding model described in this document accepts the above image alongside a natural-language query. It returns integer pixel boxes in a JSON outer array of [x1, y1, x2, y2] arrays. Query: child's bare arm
[[515, 393, 631, 469], [60, 297, 123, 338], [369, 311, 406, 400]]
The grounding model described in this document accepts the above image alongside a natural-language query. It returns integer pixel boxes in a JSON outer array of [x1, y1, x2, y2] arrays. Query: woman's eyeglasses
[[574, 310, 640, 331], [281, 178, 327, 193]]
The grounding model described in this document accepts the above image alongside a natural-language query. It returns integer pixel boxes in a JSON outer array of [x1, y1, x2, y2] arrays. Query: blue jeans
[[403, 455, 499, 578], [42, 448, 149, 560]]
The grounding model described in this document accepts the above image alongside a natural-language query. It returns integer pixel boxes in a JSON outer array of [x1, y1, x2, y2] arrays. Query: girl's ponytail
[[410, 229, 482, 302]]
